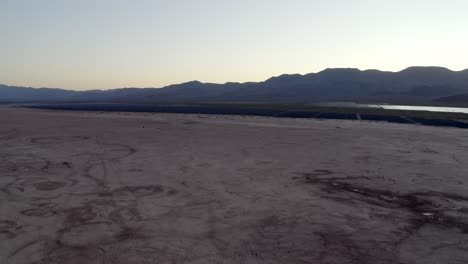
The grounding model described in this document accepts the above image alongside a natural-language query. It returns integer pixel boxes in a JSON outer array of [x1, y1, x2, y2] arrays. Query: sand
[[1, 106, 467, 264]]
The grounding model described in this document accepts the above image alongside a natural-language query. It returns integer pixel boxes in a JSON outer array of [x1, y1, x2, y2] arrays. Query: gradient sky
[[1, 0, 468, 90]]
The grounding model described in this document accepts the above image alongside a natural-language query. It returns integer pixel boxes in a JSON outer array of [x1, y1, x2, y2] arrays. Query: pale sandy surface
[[1, 106, 468, 264]]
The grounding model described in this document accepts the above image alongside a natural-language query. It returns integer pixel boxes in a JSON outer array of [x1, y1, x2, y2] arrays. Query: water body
[[314, 102, 468, 114], [379, 105, 468, 114]]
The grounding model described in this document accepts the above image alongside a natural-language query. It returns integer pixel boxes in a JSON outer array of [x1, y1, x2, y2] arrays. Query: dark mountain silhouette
[[436, 94, 468, 106], [0, 85, 77, 101], [2, 67, 468, 104]]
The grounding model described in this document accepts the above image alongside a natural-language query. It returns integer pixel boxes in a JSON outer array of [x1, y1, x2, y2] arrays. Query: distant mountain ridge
[[2, 67, 468, 104], [436, 94, 468, 106]]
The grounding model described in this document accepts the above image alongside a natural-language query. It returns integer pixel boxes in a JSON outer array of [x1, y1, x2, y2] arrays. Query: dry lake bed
[[1, 106, 468, 264]]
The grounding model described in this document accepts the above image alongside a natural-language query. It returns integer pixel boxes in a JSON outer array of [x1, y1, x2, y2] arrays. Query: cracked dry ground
[[1, 106, 468, 264]]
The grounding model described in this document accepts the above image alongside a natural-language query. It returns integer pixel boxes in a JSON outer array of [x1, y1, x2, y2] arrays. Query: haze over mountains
[[2, 67, 468, 105]]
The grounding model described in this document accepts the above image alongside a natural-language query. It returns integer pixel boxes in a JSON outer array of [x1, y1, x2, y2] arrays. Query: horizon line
[[2, 66, 467, 92]]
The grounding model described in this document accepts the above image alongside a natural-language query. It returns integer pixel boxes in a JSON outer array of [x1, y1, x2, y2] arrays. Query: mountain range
[[2, 67, 468, 105]]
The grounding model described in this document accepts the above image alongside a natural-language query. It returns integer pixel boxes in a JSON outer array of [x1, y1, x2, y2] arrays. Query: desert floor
[[1, 106, 467, 264]]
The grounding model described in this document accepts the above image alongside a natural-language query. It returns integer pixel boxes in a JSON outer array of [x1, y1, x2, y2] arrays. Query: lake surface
[[314, 102, 468, 114], [378, 105, 468, 114]]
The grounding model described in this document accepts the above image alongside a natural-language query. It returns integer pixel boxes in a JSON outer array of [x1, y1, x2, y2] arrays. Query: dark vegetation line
[[24, 103, 468, 129]]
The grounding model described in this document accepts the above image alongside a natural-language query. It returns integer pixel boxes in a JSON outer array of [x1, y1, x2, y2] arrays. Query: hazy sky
[[1, 0, 467, 90]]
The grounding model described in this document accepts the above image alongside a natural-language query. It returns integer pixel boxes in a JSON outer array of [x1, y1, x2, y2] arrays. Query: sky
[[1, 0, 468, 90]]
